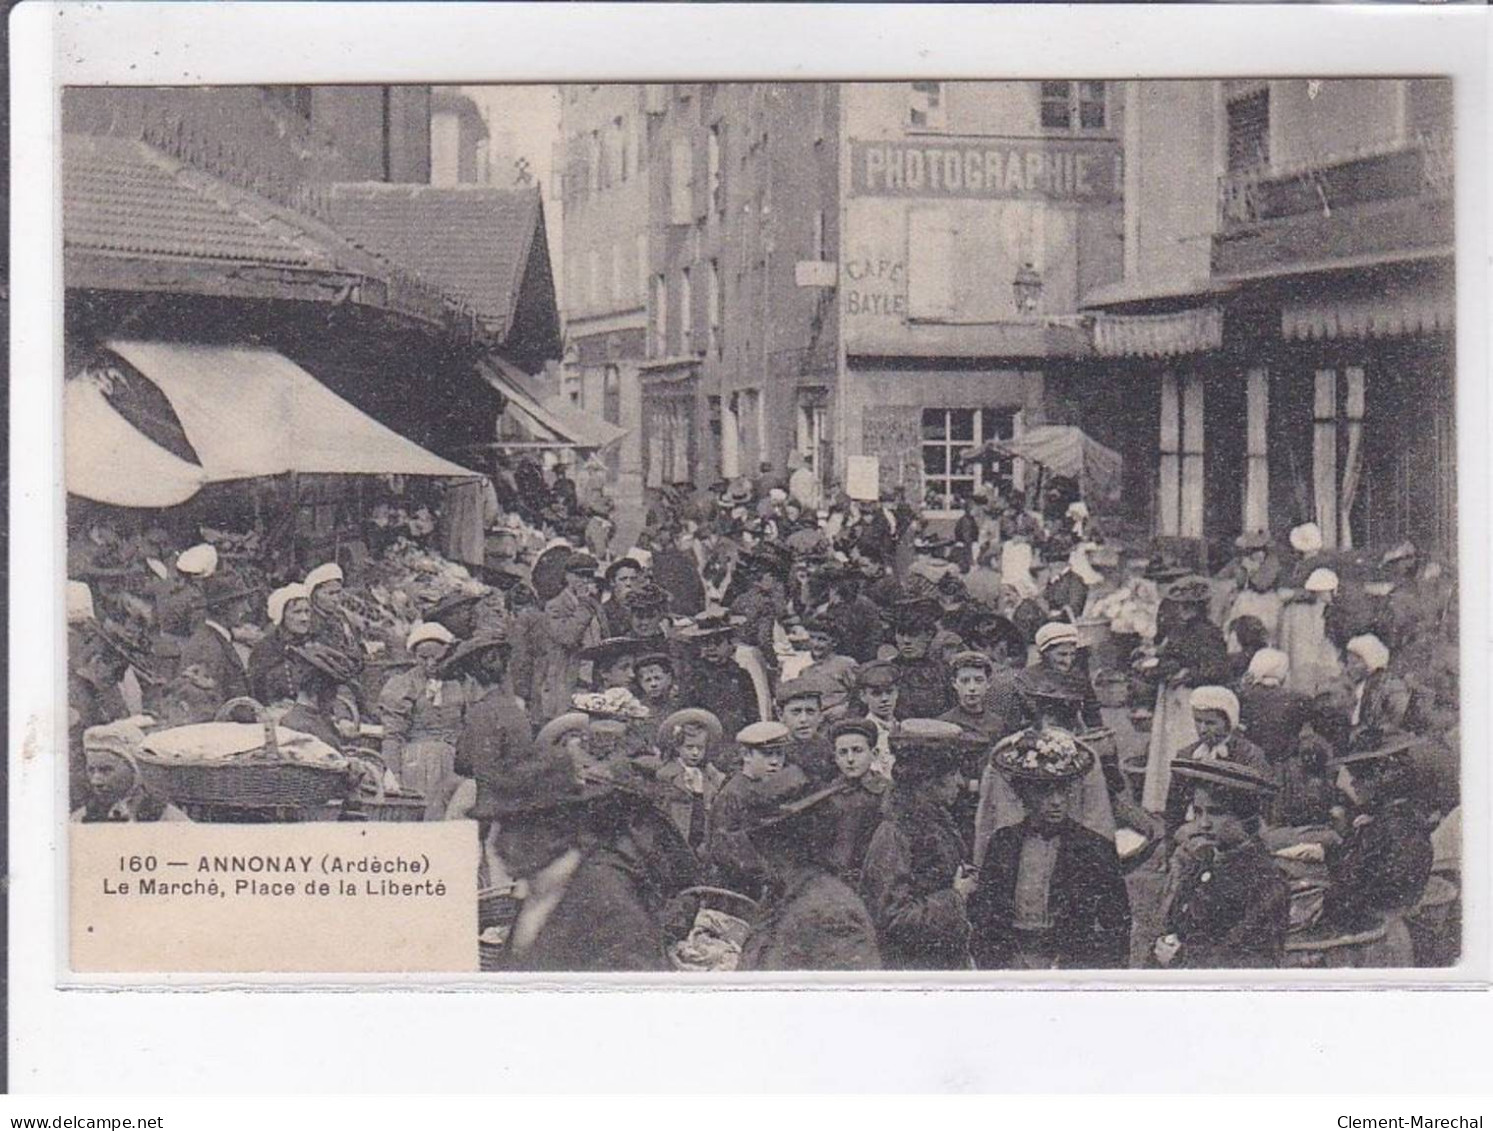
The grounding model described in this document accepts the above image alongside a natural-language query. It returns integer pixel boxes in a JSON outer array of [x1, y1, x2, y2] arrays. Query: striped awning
[[1282, 288, 1454, 340], [1091, 306, 1223, 358]]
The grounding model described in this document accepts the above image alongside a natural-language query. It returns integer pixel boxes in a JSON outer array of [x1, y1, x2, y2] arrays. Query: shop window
[[1040, 81, 1107, 132], [909, 82, 945, 130], [921, 407, 1016, 512]]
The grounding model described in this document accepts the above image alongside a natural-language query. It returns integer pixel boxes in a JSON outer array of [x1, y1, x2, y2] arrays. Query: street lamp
[[1013, 261, 1043, 315]]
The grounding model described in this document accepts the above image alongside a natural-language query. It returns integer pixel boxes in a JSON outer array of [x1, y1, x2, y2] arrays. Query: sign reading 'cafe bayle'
[[851, 137, 1121, 202]]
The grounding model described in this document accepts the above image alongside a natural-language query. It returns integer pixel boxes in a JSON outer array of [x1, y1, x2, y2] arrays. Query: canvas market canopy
[[960, 424, 1124, 503], [69, 340, 477, 506], [64, 375, 209, 507]]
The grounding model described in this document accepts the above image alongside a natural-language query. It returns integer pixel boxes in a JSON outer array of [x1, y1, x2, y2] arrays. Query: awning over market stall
[[960, 425, 1124, 503], [65, 375, 208, 506], [479, 357, 626, 452], [105, 340, 478, 482]]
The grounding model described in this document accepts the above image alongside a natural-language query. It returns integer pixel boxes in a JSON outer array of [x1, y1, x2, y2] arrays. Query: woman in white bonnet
[[1277, 564, 1343, 696]]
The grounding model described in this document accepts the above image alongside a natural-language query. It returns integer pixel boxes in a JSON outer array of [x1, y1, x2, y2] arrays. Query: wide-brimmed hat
[[580, 636, 649, 669], [742, 779, 850, 836], [479, 561, 530, 590], [991, 727, 1095, 784], [287, 642, 362, 685], [1328, 732, 1424, 769], [437, 630, 511, 678], [472, 749, 614, 819], [1169, 757, 1278, 797], [1143, 560, 1190, 583], [719, 478, 755, 506], [535, 711, 594, 750], [659, 708, 724, 744], [1163, 575, 1213, 604], [425, 589, 486, 627], [886, 596, 941, 633], [678, 609, 740, 642], [888, 718, 987, 779], [621, 578, 672, 616]]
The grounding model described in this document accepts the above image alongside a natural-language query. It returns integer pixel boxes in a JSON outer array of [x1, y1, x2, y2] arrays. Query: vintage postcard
[[52, 72, 1467, 983]]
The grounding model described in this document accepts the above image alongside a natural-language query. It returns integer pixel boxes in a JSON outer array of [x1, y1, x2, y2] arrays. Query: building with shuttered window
[[1084, 78, 1454, 558]]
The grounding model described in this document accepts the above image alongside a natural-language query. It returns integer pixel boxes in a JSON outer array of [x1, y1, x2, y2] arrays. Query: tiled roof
[[314, 182, 544, 336], [63, 134, 332, 269], [62, 134, 459, 329]]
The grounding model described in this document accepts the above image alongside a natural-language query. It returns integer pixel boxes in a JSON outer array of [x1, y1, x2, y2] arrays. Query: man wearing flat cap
[[706, 721, 809, 900], [774, 677, 837, 785], [822, 717, 891, 887]]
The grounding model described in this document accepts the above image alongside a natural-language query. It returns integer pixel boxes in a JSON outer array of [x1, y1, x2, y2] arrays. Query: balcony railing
[[1218, 132, 1452, 232]]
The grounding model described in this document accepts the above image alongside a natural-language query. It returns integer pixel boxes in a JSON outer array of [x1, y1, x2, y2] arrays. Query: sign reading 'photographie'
[[850, 138, 1122, 202]]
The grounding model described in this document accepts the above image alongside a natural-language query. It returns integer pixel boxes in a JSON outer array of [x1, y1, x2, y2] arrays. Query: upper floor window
[[1226, 87, 1271, 173], [669, 139, 694, 225], [1040, 81, 1107, 132], [909, 82, 945, 130]]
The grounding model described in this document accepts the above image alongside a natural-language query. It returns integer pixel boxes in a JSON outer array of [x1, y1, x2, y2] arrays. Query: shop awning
[[106, 340, 478, 481], [479, 357, 626, 451], [65, 376, 208, 506], [1282, 287, 1454, 341], [1091, 307, 1224, 358]]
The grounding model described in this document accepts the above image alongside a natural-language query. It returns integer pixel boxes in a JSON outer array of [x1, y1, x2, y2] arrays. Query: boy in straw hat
[[969, 728, 1130, 970]]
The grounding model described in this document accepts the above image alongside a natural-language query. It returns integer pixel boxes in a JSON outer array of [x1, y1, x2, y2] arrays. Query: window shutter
[[670, 140, 694, 225], [907, 210, 955, 319]]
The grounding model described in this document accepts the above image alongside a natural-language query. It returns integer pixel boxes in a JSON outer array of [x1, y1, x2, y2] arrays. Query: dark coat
[[280, 703, 343, 750], [739, 867, 882, 971], [890, 655, 954, 720], [969, 819, 1132, 969], [1160, 835, 1290, 969], [503, 847, 669, 973], [860, 793, 972, 969], [454, 685, 535, 813], [247, 627, 303, 706], [1237, 684, 1310, 764], [678, 656, 760, 739], [1013, 665, 1103, 732], [651, 547, 707, 618], [828, 594, 887, 664], [825, 776, 890, 886], [706, 766, 809, 899], [177, 622, 250, 702], [1154, 615, 1229, 688], [1324, 798, 1433, 925], [1045, 570, 1090, 619]]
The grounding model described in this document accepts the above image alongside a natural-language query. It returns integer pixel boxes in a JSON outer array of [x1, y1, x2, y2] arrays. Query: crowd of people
[[66, 468, 1462, 972]]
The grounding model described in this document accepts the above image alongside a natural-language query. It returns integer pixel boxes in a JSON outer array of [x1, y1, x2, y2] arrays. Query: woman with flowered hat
[[968, 728, 1130, 969]]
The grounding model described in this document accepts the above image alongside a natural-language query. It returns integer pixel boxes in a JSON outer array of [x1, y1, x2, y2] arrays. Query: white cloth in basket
[[140, 722, 346, 767]]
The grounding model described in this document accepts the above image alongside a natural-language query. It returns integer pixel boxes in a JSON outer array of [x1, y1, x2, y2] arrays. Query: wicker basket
[[343, 747, 427, 822], [136, 698, 353, 814], [478, 886, 521, 972]]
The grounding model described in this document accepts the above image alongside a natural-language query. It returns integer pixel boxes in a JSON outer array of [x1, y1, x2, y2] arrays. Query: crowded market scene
[[67, 455, 1462, 973], [61, 78, 1461, 975]]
